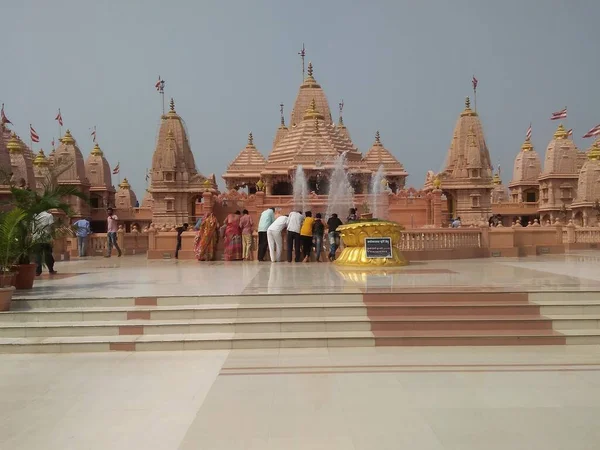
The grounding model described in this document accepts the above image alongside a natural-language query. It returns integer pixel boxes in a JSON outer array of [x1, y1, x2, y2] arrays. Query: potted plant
[[0, 208, 27, 310], [9, 169, 87, 289]]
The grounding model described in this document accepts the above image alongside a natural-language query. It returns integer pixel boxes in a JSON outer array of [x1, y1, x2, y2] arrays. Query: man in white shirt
[[267, 214, 289, 262], [286, 210, 304, 263], [33, 211, 57, 276]]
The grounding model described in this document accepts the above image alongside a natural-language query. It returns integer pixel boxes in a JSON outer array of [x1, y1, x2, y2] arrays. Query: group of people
[[191, 210, 254, 261], [189, 207, 351, 263]]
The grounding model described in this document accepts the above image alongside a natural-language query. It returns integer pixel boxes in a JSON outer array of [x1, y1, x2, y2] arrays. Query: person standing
[[33, 210, 57, 276], [239, 209, 254, 260], [175, 223, 189, 259], [267, 213, 288, 262], [257, 207, 275, 261], [300, 211, 315, 262], [223, 211, 243, 261], [312, 213, 325, 262], [347, 208, 358, 223], [105, 208, 122, 257], [73, 217, 91, 257], [286, 210, 304, 263], [327, 213, 343, 261], [194, 212, 219, 261]]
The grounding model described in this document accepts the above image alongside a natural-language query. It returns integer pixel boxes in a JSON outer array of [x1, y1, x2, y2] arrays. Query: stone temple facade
[[222, 62, 408, 196], [148, 98, 218, 226], [425, 97, 494, 225]]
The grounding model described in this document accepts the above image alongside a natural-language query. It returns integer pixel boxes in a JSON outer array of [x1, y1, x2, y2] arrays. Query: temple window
[[166, 200, 174, 211], [272, 181, 293, 195], [525, 191, 537, 202]]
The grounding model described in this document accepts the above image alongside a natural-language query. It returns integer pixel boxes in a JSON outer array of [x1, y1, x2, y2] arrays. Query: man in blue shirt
[[73, 217, 91, 257], [257, 207, 275, 261]]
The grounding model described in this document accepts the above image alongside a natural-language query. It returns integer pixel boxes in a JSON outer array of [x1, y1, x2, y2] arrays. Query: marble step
[[0, 316, 373, 338], [0, 331, 376, 353], [0, 303, 368, 322], [373, 329, 566, 346], [11, 293, 364, 309], [558, 329, 600, 344], [367, 303, 542, 316]]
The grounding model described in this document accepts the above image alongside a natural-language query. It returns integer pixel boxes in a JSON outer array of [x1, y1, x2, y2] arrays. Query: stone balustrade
[[66, 229, 149, 257], [399, 229, 481, 251]]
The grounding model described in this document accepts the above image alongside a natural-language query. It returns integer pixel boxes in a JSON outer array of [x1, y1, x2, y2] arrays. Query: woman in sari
[[223, 210, 242, 261], [194, 212, 219, 261]]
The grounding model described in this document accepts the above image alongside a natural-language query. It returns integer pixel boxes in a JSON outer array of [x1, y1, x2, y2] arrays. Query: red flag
[[550, 107, 567, 120], [582, 124, 600, 139], [526, 123, 532, 141], [472, 76, 478, 91], [30, 125, 40, 143], [112, 163, 120, 175], [155, 76, 165, 92], [55, 109, 63, 126], [0, 103, 12, 125], [567, 128, 573, 138]]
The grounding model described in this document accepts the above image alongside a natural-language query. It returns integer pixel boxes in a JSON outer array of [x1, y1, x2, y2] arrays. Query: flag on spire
[[526, 123, 532, 141], [30, 125, 40, 143], [550, 107, 567, 120], [155, 76, 165, 93], [472, 75, 478, 91], [55, 109, 63, 126], [91, 126, 97, 143], [582, 124, 600, 139], [0, 104, 12, 126], [112, 162, 120, 175], [567, 128, 573, 138], [145, 168, 149, 182]]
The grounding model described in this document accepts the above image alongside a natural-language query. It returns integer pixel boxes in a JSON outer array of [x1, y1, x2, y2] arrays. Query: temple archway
[[443, 190, 456, 221], [573, 211, 584, 227], [272, 181, 293, 195], [308, 176, 329, 195]]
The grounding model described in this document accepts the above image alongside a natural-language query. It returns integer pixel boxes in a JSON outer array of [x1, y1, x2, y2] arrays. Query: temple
[[2, 57, 600, 248]]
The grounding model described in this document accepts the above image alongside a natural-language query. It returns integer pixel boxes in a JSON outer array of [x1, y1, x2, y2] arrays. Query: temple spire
[[307, 61, 314, 80], [375, 130, 381, 144], [280, 103, 285, 126], [169, 98, 176, 113], [248, 132, 254, 146]]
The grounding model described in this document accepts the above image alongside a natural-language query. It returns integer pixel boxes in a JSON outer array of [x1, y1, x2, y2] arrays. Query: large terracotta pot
[[14, 263, 37, 290], [0, 272, 16, 288], [0, 286, 15, 311]]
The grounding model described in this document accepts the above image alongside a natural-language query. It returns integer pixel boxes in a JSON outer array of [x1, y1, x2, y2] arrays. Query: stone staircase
[[0, 291, 599, 352]]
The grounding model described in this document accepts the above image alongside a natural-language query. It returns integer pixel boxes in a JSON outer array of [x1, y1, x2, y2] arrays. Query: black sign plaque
[[365, 237, 393, 258]]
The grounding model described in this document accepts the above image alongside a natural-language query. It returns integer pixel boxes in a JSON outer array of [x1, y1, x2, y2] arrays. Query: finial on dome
[[169, 98, 175, 112], [307, 61, 313, 78], [91, 142, 103, 156], [33, 149, 49, 166], [375, 130, 381, 144], [521, 139, 533, 152], [303, 98, 324, 120], [119, 178, 131, 190], [280, 103, 285, 126], [7, 132, 21, 153], [61, 129, 75, 144], [554, 124, 568, 140], [248, 132, 254, 146], [492, 172, 501, 185], [338, 100, 344, 126], [461, 97, 477, 116], [588, 142, 600, 161]]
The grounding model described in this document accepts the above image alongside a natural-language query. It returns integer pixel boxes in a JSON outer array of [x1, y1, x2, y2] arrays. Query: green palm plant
[[0, 208, 27, 287], [8, 161, 89, 264]]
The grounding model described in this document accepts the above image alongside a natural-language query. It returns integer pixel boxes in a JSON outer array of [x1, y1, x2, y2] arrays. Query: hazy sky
[[2, 0, 599, 197]]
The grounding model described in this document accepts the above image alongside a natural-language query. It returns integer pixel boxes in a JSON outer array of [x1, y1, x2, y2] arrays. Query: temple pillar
[[432, 189, 442, 227], [255, 191, 265, 208], [265, 176, 273, 196], [202, 191, 213, 213]]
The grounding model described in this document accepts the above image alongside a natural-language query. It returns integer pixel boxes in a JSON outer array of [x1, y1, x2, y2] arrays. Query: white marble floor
[[18, 250, 600, 299], [2, 346, 600, 449]]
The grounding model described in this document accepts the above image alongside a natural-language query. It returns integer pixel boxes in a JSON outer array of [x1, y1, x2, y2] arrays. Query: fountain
[[332, 162, 407, 267], [326, 152, 354, 219], [292, 165, 308, 213], [370, 164, 385, 220]]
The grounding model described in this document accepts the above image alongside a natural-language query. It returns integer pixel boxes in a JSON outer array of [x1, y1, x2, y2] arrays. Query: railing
[[573, 228, 600, 244], [398, 229, 482, 251], [67, 231, 149, 256]]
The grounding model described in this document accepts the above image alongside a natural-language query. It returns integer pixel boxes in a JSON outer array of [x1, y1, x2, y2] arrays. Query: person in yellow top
[[300, 211, 315, 262]]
